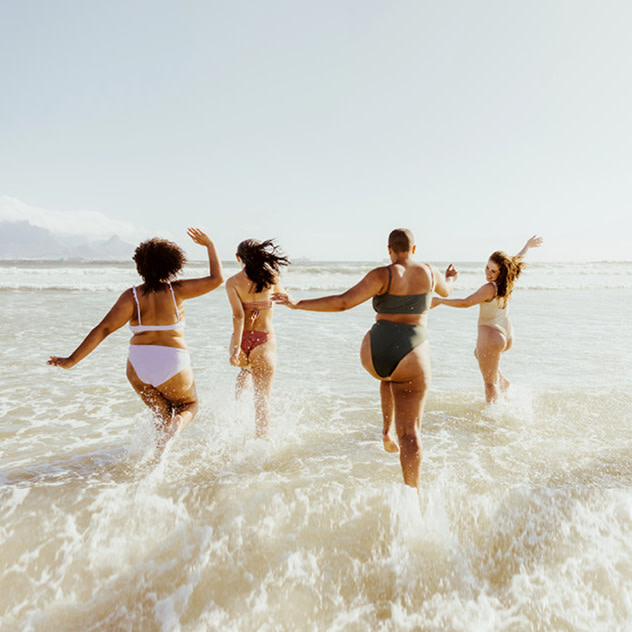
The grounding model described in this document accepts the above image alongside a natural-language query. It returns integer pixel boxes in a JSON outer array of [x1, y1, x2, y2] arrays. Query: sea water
[[1, 260, 631, 631]]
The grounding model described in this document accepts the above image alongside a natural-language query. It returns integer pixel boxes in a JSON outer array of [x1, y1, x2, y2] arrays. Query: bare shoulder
[[225, 271, 245, 289], [480, 282, 497, 300]]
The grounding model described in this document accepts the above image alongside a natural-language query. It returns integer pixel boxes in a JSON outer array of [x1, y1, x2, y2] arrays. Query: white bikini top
[[129, 282, 185, 333]]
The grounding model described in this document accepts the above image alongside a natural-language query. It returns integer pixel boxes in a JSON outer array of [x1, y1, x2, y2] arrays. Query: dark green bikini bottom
[[369, 320, 428, 378]]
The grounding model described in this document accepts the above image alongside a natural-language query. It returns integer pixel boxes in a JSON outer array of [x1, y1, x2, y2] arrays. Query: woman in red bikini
[[225, 239, 289, 438]]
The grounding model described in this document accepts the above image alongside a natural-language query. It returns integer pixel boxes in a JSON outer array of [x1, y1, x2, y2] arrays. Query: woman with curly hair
[[225, 239, 289, 438], [432, 235, 543, 403], [48, 228, 223, 447]]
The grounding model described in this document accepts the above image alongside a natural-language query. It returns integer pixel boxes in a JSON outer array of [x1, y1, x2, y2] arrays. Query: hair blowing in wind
[[236, 239, 290, 292]]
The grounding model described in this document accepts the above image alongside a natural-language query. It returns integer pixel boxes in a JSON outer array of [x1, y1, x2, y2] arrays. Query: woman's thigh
[[476, 326, 506, 378], [248, 340, 277, 393], [156, 368, 197, 406]]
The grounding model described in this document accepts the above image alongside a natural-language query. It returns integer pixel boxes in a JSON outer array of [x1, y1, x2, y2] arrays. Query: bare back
[[227, 270, 278, 332]]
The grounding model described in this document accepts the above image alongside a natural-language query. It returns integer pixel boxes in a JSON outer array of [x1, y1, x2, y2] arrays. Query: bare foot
[[383, 432, 399, 453], [499, 375, 510, 393]]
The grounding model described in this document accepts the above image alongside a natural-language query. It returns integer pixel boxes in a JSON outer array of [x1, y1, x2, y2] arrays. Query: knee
[[399, 432, 421, 454]]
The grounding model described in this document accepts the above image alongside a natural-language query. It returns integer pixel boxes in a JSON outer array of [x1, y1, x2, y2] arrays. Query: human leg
[[127, 361, 173, 425], [476, 326, 507, 403], [248, 339, 277, 439], [380, 381, 399, 453], [389, 343, 431, 491], [127, 357, 198, 447], [235, 369, 251, 400]]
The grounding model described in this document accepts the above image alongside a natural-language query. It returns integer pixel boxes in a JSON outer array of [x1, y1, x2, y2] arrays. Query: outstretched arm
[[48, 290, 135, 368], [176, 228, 224, 299], [432, 283, 496, 309], [516, 235, 543, 258], [272, 267, 385, 312]]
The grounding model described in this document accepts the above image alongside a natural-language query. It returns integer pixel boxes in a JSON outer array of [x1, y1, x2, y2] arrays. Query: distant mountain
[[0, 220, 135, 260]]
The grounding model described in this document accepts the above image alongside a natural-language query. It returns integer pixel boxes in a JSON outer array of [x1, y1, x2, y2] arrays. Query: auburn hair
[[133, 238, 187, 293], [489, 250, 525, 308]]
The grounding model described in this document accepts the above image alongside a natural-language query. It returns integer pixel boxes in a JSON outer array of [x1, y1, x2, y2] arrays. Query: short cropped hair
[[388, 228, 414, 254], [133, 237, 187, 293]]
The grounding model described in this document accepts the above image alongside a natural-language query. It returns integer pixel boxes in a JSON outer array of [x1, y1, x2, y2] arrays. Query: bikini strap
[[385, 266, 392, 293], [131, 286, 142, 325], [167, 282, 181, 322]]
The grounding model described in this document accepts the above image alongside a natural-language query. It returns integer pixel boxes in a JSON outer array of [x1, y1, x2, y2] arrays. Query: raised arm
[[432, 282, 496, 309], [272, 267, 385, 312], [432, 263, 458, 298], [48, 290, 135, 368], [175, 228, 224, 299], [516, 235, 543, 259]]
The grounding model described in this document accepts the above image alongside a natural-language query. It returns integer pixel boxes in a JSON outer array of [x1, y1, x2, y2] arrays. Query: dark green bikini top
[[372, 265, 433, 314]]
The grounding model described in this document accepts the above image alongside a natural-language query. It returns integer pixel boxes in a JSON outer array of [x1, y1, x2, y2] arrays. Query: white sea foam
[[1, 261, 632, 629]]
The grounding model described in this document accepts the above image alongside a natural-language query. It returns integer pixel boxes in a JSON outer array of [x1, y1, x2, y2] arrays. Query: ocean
[[1, 259, 631, 631]]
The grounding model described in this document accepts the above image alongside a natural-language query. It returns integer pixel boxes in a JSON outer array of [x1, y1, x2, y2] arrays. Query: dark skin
[[274, 242, 458, 491], [48, 228, 224, 447]]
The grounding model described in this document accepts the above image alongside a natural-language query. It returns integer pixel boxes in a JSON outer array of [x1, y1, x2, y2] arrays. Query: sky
[[1, 0, 631, 262]]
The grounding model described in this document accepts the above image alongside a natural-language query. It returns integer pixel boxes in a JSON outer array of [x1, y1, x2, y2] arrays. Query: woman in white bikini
[[225, 239, 289, 439], [48, 228, 223, 446], [432, 235, 542, 403]]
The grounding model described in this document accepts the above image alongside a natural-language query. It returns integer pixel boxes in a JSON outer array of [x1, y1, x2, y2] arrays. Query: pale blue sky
[[1, 1, 631, 261]]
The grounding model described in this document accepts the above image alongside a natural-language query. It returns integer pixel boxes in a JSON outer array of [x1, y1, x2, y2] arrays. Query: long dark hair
[[236, 239, 290, 293], [489, 250, 525, 308], [133, 238, 187, 293]]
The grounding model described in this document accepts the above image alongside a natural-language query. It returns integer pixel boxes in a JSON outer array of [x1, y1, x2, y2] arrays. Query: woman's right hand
[[230, 349, 248, 367], [271, 292, 299, 309], [187, 227, 212, 247], [48, 356, 76, 369]]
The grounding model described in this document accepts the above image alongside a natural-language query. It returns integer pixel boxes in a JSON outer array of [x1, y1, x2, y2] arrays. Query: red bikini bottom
[[240, 330, 273, 356]]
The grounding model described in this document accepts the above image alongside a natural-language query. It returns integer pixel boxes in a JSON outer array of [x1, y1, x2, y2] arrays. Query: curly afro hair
[[133, 238, 187, 293]]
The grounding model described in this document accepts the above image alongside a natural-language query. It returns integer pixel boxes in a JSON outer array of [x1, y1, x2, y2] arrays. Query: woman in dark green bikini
[[272, 228, 457, 492]]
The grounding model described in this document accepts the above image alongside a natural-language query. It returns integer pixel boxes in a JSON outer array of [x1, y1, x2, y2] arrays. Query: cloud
[[0, 196, 143, 242]]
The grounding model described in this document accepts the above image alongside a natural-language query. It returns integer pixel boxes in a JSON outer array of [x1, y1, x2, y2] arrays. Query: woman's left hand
[[526, 235, 543, 249], [445, 263, 458, 280]]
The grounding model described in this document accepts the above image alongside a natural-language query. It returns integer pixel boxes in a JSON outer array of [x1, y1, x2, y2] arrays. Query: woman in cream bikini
[[48, 228, 223, 447], [432, 235, 543, 403], [225, 239, 289, 439], [273, 229, 457, 492]]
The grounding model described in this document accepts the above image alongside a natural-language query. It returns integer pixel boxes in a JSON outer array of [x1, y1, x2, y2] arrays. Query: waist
[[129, 321, 185, 333], [375, 313, 428, 327], [130, 330, 187, 349], [370, 320, 427, 337]]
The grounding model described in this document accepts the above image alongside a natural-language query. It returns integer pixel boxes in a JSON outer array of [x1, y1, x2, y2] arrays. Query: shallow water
[[1, 261, 632, 630]]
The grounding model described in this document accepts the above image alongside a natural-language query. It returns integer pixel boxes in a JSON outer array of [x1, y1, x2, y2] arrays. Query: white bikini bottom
[[128, 345, 191, 387]]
